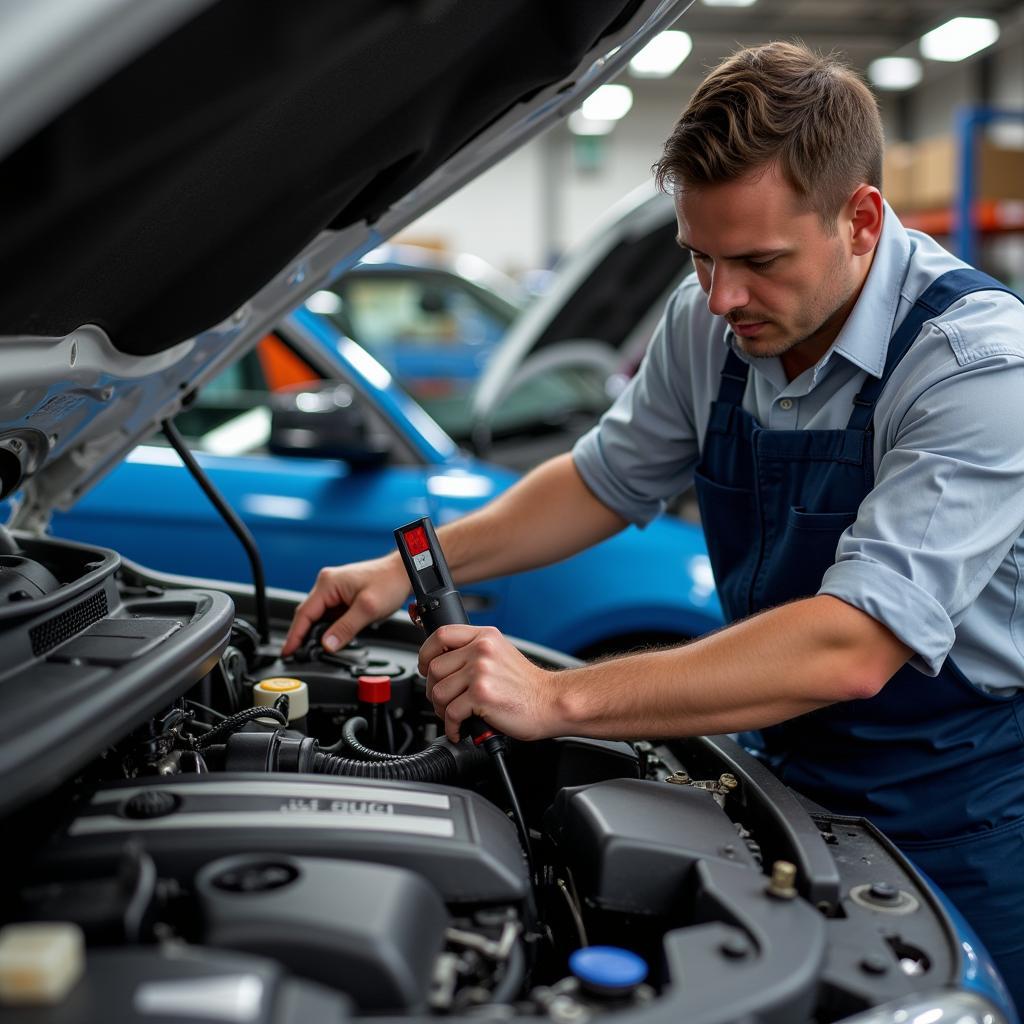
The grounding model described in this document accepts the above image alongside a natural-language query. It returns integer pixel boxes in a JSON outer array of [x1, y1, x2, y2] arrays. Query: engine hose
[[312, 743, 460, 781], [488, 940, 526, 1005], [342, 716, 408, 761], [194, 705, 287, 750]]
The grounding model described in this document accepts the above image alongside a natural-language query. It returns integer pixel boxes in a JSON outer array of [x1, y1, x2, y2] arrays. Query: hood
[[0, 0, 692, 530]]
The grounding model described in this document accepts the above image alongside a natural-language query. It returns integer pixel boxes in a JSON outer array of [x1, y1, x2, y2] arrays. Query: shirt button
[[779, 398, 794, 410]]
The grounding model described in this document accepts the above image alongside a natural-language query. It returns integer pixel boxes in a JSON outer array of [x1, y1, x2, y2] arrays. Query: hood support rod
[[161, 418, 270, 644]]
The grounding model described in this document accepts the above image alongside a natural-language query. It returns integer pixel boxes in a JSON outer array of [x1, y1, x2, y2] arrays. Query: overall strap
[[847, 268, 1021, 432], [714, 347, 751, 406]]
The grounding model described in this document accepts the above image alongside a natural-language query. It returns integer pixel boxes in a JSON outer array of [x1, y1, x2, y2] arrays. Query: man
[[284, 43, 1024, 1000]]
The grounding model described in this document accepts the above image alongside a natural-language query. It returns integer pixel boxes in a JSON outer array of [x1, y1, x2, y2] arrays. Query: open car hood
[[0, 0, 692, 530], [471, 182, 687, 425]]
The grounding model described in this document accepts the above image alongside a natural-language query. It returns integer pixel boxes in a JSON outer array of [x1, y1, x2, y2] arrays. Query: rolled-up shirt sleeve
[[573, 286, 702, 526], [820, 337, 1024, 675]]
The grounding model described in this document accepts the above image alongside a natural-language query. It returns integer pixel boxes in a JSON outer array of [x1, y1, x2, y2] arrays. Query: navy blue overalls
[[693, 269, 1024, 1007]]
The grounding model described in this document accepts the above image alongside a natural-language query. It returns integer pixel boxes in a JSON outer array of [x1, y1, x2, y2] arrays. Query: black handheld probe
[[394, 517, 501, 750], [395, 517, 532, 869]]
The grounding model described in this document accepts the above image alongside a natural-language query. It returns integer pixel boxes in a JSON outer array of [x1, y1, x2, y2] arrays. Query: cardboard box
[[882, 142, 915, 210], [887, 134, 1024, 212]]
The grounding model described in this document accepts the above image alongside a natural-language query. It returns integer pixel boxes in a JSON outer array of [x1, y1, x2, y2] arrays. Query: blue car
[[307, 243, 524, 403], [1, 2, 1015, 1019], [50, 304, 722, 657]]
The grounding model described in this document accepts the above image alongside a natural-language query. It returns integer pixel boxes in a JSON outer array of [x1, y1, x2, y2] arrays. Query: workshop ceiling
[[638, 0, 1024, 99]]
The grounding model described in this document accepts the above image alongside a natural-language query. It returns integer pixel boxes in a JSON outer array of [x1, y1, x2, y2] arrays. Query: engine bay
[[0, 533, 970, 1023]]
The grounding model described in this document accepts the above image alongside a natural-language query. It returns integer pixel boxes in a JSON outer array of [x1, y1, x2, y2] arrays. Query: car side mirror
[[268, 381, 390, 468]]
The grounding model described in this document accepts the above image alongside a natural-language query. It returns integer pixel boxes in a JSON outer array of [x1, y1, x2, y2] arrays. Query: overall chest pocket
[[786, 506, 859, 532]]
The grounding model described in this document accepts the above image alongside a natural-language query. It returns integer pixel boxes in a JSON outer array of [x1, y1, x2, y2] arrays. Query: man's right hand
[[281, 553, 410, 657]]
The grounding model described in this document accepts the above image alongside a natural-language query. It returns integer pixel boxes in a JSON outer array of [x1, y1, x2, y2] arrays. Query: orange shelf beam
[[899, 199, 1024, 236]]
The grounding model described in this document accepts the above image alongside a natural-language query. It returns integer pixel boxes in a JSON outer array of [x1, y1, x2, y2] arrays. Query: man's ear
[[846, 185, 884, 256]]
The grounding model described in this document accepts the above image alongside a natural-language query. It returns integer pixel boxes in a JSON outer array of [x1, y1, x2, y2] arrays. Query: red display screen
[[403, 526, 430, 556]]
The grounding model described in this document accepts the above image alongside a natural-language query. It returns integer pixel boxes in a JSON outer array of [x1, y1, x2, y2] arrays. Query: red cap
[[358, 675, 392, 704]]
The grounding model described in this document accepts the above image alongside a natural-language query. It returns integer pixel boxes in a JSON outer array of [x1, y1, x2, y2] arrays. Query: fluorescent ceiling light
[[868, 57, 923, 91], [305, 289, 343, 315], [920, 17, 999, 62], [701, 0, 758, 7], [580, 84, 633, 121], [629, 31, 692, 78], [568, 111, 614, 136]]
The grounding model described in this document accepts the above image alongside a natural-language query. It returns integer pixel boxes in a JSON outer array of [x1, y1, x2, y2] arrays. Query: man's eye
[[749, 257, 779, 271]]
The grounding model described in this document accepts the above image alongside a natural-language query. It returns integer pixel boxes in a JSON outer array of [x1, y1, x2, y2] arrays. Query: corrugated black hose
[[341, 715, 408, 761], [312, 743, 461, 781], [313, 719, 488, 780]]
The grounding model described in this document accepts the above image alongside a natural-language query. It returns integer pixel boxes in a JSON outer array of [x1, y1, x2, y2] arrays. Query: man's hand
[[281, 554, 409, 657], [419, 624, 561, 742]]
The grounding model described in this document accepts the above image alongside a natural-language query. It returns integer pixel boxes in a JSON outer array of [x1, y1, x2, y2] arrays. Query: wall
[[406, 93, 685, 275]]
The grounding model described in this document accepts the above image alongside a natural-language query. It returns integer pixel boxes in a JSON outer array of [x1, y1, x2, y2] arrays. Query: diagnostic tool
[[395, 517, 498, 747]]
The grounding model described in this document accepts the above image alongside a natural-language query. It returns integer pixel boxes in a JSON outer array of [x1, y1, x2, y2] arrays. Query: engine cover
[[196, 854, 448, 1010], [42, 774, 530, 905]]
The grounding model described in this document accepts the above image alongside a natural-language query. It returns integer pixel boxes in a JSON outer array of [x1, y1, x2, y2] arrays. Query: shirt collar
[[820, 202, 912, 381]]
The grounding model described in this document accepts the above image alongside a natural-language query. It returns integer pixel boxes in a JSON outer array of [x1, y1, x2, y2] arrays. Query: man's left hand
[[418, 624, 559, 742]]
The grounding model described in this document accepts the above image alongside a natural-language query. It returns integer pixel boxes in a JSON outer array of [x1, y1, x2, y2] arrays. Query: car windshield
[[334, 271, 518, 353], [308, 264, 525, 439]]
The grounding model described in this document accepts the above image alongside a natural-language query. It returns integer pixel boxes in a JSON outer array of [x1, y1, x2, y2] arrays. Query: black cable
[[161, 418, 270, 643], [193, 705, 287, 749], [491, 746, 533, 879], [186, 699, 227, 722]]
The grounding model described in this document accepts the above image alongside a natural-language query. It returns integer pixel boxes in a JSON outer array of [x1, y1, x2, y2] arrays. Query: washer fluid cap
[[358, 675, 392, 704], [257, 677, 302, 692], [253, 677, 308, 720], [569, 946, 648, 994]]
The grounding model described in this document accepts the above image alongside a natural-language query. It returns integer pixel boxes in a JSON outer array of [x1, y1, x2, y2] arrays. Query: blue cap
[[569, 946, 648, 994]]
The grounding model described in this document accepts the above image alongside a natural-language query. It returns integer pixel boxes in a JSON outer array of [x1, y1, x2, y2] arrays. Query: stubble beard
[[733, 246, 856, 363]]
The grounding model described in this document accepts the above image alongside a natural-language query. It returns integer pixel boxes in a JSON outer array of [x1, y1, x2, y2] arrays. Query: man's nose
[[706, 267, 748, 317]]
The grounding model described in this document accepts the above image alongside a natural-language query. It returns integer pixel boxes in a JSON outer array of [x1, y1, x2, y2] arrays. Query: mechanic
[[284, 42, 1024, 1001]]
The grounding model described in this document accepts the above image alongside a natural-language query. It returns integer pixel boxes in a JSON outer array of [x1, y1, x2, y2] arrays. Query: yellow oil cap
[[254, 677, 308, 721]]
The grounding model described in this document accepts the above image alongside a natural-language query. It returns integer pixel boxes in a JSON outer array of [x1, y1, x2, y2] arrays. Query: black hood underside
[[0, 0, 644, 357]]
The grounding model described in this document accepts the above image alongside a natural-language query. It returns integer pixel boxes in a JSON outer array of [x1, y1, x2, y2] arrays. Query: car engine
[[0, 532, 988, 1024]]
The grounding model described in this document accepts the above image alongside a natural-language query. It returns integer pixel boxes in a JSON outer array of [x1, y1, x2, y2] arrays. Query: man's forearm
[[435, 453, 628, 585], [549, 595, 913, 739]]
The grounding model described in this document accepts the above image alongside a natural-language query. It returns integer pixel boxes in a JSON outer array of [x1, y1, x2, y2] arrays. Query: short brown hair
[[654, 42, 883, 225]]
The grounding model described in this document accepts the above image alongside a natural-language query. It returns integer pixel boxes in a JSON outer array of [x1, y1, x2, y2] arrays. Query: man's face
[[674, 163, 862, 376]]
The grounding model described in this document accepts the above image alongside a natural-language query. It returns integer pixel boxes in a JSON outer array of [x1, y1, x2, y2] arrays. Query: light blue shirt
[[573, 206, 1024, 689]]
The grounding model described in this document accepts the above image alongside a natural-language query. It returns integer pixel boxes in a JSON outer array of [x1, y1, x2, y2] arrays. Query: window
[[331, 271, 516, 355], [172, 335, 321, 453]]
